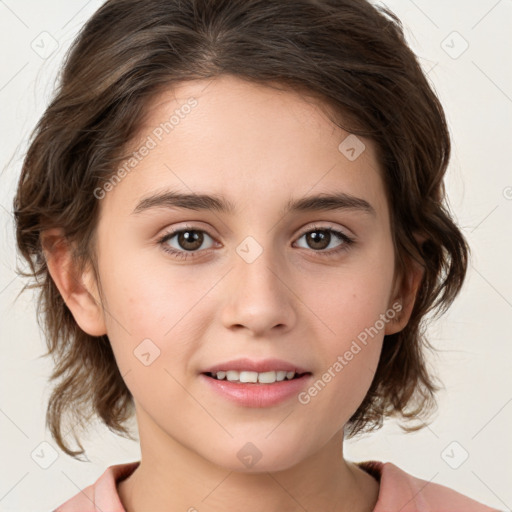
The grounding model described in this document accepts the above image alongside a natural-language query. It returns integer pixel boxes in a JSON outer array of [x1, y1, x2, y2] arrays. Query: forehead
[[102, 75, 388, 221]]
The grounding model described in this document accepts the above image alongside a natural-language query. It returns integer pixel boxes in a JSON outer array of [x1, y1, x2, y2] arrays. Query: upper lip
[[202, 358, 310, 374]]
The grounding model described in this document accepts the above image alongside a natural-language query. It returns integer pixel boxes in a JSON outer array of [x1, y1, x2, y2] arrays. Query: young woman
[[14, 0, 500, 510]]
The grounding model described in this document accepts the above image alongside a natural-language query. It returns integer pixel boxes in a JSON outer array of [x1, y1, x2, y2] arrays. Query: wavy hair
[[14, 0, 469, 458]]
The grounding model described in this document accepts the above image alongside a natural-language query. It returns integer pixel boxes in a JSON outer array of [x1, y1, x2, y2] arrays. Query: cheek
[[97, 254, 216, 379], [99, 242, 205, 331], [299, 277, 389, 437], [310, 255, 395, 352], [300, 243, 394, 408]]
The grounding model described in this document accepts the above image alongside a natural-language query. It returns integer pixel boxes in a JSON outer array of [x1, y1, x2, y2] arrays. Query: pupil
[[308, 230, 329, 250], [179, 230, 203, 250]]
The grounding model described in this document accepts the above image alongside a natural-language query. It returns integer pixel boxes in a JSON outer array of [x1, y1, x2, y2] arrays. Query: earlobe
[[42, 228, 107, 337], [385, 256, 425, 336]]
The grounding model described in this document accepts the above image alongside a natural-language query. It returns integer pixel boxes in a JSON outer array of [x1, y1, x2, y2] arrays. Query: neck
[[118, 410, 379, 512]]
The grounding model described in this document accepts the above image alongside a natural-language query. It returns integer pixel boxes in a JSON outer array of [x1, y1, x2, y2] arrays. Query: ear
[[41, 228, 107, 337], [385, 234, 426, 336]]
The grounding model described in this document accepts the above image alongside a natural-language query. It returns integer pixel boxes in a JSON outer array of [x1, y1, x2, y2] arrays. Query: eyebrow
[[132, 189, 376, 217]]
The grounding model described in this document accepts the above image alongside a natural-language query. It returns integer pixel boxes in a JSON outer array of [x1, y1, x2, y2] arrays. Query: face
[[81, 75, 408, 472]]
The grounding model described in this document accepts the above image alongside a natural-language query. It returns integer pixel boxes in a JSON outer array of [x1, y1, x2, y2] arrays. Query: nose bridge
[[234, 233, 284, 299], [220, 233, 296, 334]]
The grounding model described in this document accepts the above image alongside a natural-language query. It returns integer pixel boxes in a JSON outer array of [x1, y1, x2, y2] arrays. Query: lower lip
[[200, 373, 312, 408]]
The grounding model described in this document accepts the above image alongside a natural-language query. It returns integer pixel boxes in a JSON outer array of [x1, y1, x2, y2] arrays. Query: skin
[[44, 75, 423, 512]]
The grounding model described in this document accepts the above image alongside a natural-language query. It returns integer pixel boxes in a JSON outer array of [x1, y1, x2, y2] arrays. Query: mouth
[[203, 370, 311, 384], [200, 358, 313, 406], [200, 369, 313, 407]]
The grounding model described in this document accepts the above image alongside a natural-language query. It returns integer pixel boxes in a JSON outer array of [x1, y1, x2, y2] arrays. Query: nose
[[219, 240, 297, 337]]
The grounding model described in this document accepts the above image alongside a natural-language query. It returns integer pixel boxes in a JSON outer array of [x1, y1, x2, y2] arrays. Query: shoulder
[[53, 461, 140, 512], [356, 460, 501, 512]]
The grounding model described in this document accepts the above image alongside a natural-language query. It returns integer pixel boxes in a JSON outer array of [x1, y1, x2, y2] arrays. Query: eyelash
[[157, 225, 355, 261]]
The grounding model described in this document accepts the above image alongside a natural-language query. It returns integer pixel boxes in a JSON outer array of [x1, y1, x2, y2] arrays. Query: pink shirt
[[53, 460, 500, 511]]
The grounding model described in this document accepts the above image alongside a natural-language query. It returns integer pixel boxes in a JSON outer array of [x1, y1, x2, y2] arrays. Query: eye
[[157, 224, 355, 261], [157, 226, 216, 260], [294, 226, 355, 256]]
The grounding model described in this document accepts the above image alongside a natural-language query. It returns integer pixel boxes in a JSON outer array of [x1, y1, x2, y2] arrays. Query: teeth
[[258, 371, 278, 384], [239, 371, 258, 383], [276, 370, 287, 381], [211, 370, 298, 383]]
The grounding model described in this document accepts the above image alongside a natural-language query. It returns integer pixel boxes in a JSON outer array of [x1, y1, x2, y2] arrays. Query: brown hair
[[14, 0, 469, 459]]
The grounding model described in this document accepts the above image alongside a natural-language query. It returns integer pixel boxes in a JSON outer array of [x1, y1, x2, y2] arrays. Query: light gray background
[[0, 1, 511, 511]]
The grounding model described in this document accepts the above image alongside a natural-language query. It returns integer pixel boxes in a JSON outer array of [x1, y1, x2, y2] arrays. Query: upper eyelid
[[159, 223, 353, 244]]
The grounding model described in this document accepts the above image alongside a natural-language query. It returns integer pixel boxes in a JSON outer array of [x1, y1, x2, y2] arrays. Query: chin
[[207, 439, 309, 474]]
